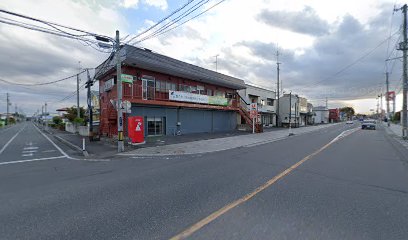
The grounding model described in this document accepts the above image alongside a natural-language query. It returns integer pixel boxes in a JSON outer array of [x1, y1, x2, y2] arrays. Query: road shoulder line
[[33, 123, 69, 158], [0, 156, 66, 165]]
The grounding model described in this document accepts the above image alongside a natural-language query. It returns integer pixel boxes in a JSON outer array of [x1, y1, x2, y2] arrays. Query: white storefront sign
[[169, 90, 209, 104]]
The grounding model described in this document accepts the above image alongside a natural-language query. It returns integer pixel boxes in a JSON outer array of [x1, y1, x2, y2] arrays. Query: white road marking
[[22, 150, 37, 153], [23, 147, 39, 150], [42, 150, 56, 153], [33, 123, 69, 158], [0, 156, 66, 166], [21, 153, 33, 157], [0, 124, 26, 155]]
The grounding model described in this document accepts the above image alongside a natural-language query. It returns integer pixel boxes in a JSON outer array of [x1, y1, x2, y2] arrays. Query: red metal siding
[[98, 65, 240, 137]]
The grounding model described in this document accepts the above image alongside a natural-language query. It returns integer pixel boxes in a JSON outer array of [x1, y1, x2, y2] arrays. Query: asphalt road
[[1, 122, 408, 239]]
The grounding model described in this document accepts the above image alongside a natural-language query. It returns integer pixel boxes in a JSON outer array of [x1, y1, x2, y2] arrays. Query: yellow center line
[[170, 128, 359, 240]]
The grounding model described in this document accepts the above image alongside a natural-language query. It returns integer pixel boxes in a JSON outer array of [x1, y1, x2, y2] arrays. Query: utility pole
[[386, 72, 391, 126], [5, 93, 9, 125], [276, 50, 281, 127], [325, 97, 328, 109], [85, 68, 94, 141], [397, 4, 408, 138], [116, 30, 124, 152], [288, 91, 293, 136], [380, 93, 383, 122], [376, 96, 380, 119], [214, 54, 219, 72], [77, 61, 81, 119], [45, 102, 48, 130]]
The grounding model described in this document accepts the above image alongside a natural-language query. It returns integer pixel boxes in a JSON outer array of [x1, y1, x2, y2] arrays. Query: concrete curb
[[53, 135, 89, 157]]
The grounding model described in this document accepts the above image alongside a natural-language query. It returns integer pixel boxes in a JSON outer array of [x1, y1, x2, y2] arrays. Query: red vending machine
[[128, 116, 144, 143]]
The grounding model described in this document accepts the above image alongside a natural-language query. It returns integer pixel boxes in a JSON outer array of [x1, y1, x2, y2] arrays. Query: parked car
[[346, 120, 353, 124], [361, 120, 376, 130]]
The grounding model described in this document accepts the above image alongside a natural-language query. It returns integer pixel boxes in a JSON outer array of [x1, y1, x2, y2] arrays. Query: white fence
[[65, 122, 89, 136]]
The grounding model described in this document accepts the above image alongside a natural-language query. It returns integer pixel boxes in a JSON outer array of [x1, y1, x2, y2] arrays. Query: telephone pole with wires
[[115, 30, 124, 152], [85, 69, 94, 141], [77, 61, 81, 119], [5, 92, 9, 125], [386, 72, 391, 126], [214, 54, 219, 72], [276, 50, 281, 127], [396, 4, 408, 138]]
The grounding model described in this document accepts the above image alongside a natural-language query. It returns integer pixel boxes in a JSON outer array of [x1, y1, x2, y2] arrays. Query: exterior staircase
[[236, 95, 263, 133]]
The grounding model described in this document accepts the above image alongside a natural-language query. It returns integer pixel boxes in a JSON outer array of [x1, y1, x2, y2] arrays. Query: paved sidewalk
[[383, 122, 408, 149], [120, 123, 341, 156], [384, 122, 403, 136], [38, 125, 118, 158]]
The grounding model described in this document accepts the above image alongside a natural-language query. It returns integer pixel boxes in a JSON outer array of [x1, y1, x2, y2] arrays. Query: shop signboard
[[387, 91, 396, 101], [208, 96, 228, 106], [121, 74, 134, 84], [169, 90, 228, 106], [250, 103, 258, 119]]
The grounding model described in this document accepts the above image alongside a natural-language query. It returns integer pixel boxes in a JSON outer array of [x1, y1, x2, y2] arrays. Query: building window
[[207, 89, 213, 96], [166, 82, 176, 91], [146, 117, 166, 136], [190, 86, 197, 93], [214, 90, 224, 97], [197, 85, 205, 95], [267, 98, 274, 106], [261, 99, 265, 106], [155, 80, 161, 92]]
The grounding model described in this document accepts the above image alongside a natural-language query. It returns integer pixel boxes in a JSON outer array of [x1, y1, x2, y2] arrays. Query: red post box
[[128, 116, 144, 143]]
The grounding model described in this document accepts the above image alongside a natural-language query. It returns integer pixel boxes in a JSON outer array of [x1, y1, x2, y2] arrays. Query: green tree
[[340, 107, 355, 118], [63, 106, 86, 122], [52, 116, 62, 125]]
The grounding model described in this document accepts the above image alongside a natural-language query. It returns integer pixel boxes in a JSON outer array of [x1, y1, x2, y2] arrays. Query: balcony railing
[[122, 83, 238, 108]]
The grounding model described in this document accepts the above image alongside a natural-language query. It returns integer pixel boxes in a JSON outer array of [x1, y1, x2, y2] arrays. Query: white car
[[346, 120, 353, 124]]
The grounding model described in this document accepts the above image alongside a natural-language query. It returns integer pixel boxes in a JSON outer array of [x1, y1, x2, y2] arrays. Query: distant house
[[306, 103, 314, 125], [278, 94, 299, 127], [278, 94, 311, 127], [329, 108, 340, 123], [313, 106, 329, 124], [238, 84, 276, 127]]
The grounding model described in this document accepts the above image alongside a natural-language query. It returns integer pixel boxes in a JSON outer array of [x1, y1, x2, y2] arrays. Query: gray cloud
[[214, 5, 401, 105], [257, 6, 330, 36]]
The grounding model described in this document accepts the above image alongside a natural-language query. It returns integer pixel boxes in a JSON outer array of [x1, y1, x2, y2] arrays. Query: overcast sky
[[0, 0, 405, 115]]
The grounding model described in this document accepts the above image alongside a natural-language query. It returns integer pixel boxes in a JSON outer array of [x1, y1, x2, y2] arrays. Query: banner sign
[[169, 90, 228, 106], [121, 74, 134, 84], [208, 96, 228, 106], [250, 103, 258, 119], [387, 91, 396, 101], [104, 78, 114, 92]]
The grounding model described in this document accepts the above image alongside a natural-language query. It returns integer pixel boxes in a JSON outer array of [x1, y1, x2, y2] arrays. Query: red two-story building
[[95, 45, 256, 138]]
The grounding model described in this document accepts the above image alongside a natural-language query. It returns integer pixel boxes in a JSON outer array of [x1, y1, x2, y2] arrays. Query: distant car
[[346, 120, 353, 124], [361, 120, 376, 130]]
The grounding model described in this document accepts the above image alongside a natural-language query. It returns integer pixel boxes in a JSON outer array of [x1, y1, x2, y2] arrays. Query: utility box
[[128, 116, 145, 143]]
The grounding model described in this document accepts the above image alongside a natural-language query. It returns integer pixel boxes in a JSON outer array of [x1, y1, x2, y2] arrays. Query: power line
[[56, 82, 87, 103], [292, 29, 401, 92], [126, 0, 196, 44], [0, 9, 112, 40], [131, 0, 210, 44], [0, 69, 89, 86], [132, 0, 225, 45]]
